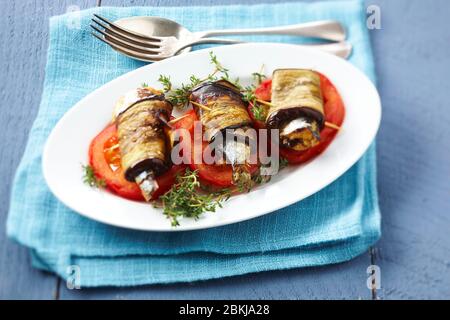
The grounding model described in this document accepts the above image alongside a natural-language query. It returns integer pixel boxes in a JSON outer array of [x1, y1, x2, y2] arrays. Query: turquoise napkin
[[7, 0, 381, 287]]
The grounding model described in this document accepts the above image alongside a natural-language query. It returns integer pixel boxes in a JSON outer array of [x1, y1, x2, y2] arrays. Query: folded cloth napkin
[[7, 0, 380, 287]]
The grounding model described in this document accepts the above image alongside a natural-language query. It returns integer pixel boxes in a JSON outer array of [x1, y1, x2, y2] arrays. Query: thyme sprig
[[158, 74, 202, 107], [160, 169, 231, 226], [82, 164, 106, 188], [156, 54, 268, 111], [233, 165, 254, 193], [236, 64, 268, 122], [157, 52, 233, 109], [209, 51, 229, 79], [251, 103, 267, 121], [250, 157, 289, 187], [252, 172, 271, 185], [279, 157, 289, 170], [157, 75, 172, 92]]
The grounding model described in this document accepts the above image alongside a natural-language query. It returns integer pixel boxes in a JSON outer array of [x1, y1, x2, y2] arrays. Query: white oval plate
[[43, 43, 381, 232]]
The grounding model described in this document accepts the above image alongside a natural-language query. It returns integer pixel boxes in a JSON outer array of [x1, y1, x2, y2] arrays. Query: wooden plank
[[0, 0, 96, 299]]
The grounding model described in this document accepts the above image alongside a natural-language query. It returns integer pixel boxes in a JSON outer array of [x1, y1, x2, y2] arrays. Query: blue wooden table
[[1, 0, 449, 300]]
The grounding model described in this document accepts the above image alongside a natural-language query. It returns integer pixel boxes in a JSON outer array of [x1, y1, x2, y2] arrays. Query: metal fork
[[90, 14, 352, 61]]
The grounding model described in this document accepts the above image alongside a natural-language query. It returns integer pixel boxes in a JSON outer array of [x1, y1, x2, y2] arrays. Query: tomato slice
[[89, 124, 184, 201], [193, 165, 234, 187], [172, 109, 197, 134], [89, 124, 143, 200], [278, 73, 346, 164], [168, 110, 234, 187], [254, 79, 272, 101], [189, 141, 231, 187], [192, 163, 259, 188]]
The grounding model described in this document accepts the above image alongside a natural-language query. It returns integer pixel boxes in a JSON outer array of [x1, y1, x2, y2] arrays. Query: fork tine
[[91, 32, 164, 62], [93, 14, 163, 43], [91, 17, 161, 48], [91, 24, 163, 54]]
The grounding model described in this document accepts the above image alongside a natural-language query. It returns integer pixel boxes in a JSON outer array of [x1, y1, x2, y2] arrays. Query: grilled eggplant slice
[[115, 87, 173, 200], [190, 80, 254, 177], [190, 80, 252, 142], [267, 69, 325, 151]]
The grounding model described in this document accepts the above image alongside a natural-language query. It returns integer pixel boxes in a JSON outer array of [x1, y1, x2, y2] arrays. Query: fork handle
[[176, 38, 243, 52], [194, 20, 346, 42], [177, 40, 352, 59]]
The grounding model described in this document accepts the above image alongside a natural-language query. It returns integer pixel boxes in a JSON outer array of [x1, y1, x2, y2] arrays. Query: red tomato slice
[[89, 124, 184, 201], [170, 110, 235, 187], [190, 141, 233, 187], [254, 79, 272, 101], [193, 163, 259, 188], [89, 124, 144, 200], [172, 109, 197, 134], [193, 164, 234, 187], [279, 73, 346, 164]]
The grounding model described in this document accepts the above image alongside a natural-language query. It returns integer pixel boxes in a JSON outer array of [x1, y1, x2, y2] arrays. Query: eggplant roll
[[190, 80, 252, 141], [114, 88, 172, 184], [266, 69, 325, 151], [190, 80, 254, 164]]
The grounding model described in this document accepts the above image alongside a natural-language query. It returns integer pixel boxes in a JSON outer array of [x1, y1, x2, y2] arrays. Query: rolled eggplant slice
[[190, 80, 254, 165], [115, 87, 173, 200], [190, 80, 252, 141], [267, 69, 325, 151], [113, 86, 164, 120]]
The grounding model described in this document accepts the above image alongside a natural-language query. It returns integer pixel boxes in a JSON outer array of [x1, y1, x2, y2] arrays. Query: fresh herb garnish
[[255, 169, 273, 185], [232, 166, 254, 193], [157, 75, 172, 92], [242, 84, 268, 122], [141, 82, 149, 88], [251, 64, 266, 85], [82, 164, 106, 188], [279, 157, 289, 170], [209, 51, 229, 79], [240, 85, 254, 102], [250, 159, 287, 187], [249, 157, 288, 188], [252, 172, 271, 185], [252, 72, 266, 85], [160, 169, 231, 226], [158, 54, 267, 110], [251, 103, 267, 121], [241, 65, 268, 122], [158, 52, 236, 109]]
